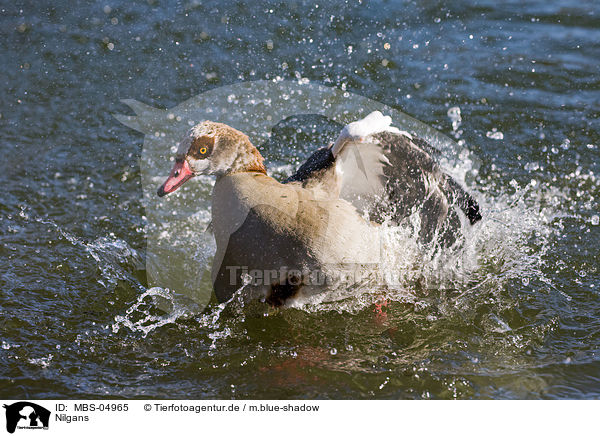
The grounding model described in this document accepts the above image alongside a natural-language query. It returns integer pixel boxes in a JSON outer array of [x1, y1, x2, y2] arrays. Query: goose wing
[[286, 112, 481, 245], [336, 130, 481, 244]]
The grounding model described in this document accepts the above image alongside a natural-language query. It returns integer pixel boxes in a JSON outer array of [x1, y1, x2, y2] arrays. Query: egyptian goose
[[157, 112, 481, 306]]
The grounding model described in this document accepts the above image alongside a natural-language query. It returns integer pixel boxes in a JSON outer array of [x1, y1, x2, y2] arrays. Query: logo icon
[[3, 402, 50, 434]]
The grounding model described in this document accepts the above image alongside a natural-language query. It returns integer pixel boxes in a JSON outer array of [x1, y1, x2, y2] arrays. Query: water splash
[[17, 206, 145, 290], [111, 287, 194, 337]]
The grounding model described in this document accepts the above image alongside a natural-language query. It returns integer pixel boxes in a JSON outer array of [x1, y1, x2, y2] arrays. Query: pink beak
[[157, 159, 195, 197]]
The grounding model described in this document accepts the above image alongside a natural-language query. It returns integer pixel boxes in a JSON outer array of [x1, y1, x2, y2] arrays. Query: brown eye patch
[[188, 135, 214, 159]]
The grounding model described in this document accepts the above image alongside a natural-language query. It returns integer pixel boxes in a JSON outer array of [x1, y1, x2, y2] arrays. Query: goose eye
[[190, 135, 214, 159]]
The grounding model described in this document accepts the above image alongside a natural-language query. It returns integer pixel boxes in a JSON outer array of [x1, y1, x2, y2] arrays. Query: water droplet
[[486, 129, 504, 140], [524, 161, 539, 171], [447, 107, 461, 132]]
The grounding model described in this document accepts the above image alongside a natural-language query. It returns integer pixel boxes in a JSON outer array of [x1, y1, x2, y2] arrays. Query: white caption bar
[[0, 399, 597, 435]]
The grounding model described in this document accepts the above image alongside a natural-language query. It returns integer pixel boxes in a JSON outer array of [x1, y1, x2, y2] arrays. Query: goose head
[[157, 121, 266, 197]]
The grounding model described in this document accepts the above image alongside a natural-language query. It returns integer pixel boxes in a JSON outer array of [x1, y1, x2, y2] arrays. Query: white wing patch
[[330, 111, 411, 157]]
